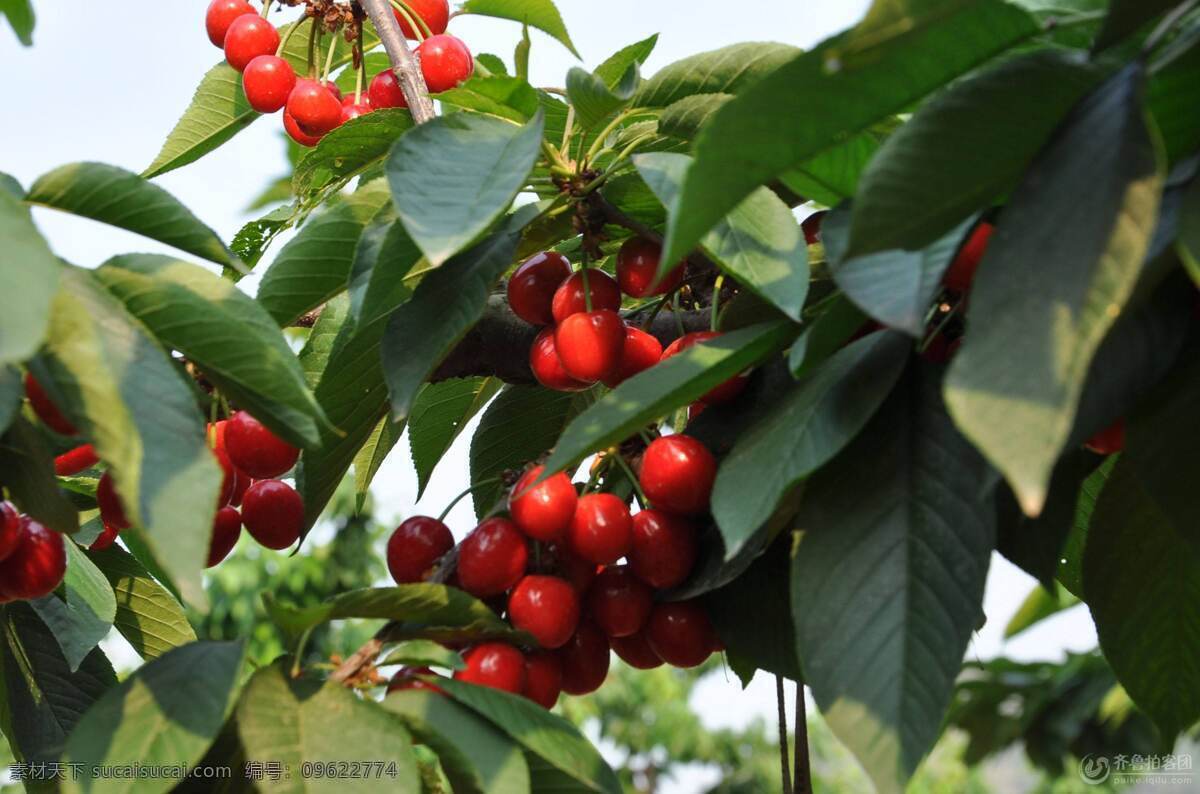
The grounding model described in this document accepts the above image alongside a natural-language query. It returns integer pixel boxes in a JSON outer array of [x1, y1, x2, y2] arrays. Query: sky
[[2, 2, 1102, 790]]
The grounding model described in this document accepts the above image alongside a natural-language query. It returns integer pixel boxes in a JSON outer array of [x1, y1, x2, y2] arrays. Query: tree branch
[[794, 684, 812, 794], [356, 0, 436, 124], [777, 675, 794, 794]]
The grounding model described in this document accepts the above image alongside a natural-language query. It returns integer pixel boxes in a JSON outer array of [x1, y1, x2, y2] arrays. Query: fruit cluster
[[204, 0, 473, 148], [385, 433, 722, 708]]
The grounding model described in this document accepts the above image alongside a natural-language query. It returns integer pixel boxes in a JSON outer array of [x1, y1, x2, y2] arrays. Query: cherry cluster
[[204, 0, 473, 148], [384, 432, 722, 708]]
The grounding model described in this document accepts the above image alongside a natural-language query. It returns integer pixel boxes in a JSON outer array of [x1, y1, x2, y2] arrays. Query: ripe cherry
[[943, 221, 995, 293], [240, 479, 304, 550], [386, 516, 453, 584], [522, 651, 563, 709], [610, 629, 664, 670], [639, 435, 717, 516], [207, 506, 242, 567], [552, 545, 600, 593], [224, 411, 300, 480], [341, 101, 372, 123], [558, 621, 610, 695], [223, 14, 280, 73], [24, 374, 77, 436], [368, 70, 408, 109], [96, 471, 131, 530], [567, 493, 632, 565], [283, 110, 324, 147], [286, 79, 343, 136], [509, 465, 577, 542], [508, 575, 580, 649], [88, 522, 120, 552], [393, 0, 449, 38], [555, 310, 626, 384], [454, 643, 527, 694], [661, 332, 747, 405], [1085, 418, 1126, 455], [588, 565, 653, 638], [242, 55, 296, 113], [387, 666, 445, 695], [508, 252, 572, 326], [0, 518, 66, 601], [457, 517, 528, 597], [646, 601, 716, 668], [802, 210, 827, 245], [321, 81, 343, 102], [54, 444, 98, 476], [417, 34, 473, 93], [230, 469, 252, 507], [551, 270, 621, 324], [616, 238, 685, 298], [529, 328, 589, 392], [210, 422, 236, 507], [629, 509, 697, 589], [602, 326, 663, 388], [0, 501, 22, 561], [205, 0, 255, 47]]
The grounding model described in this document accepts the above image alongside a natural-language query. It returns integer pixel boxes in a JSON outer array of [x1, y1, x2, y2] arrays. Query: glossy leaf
[[29, 541, 116, 673], [566, 64, 638, 130], [632, 42, 801, 108], [292, 109, 414, 203], [378, 640, 466, 671], [460, 0, 580, 57], [264, 585, 510, 638], [437, 76, 540, 123], [594, 34, 658, 88], [88, 545, 197, 661], [0, 186, 58, 366], [410, 377, 502, 498]]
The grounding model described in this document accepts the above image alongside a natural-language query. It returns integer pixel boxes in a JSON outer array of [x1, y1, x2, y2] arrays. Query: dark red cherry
[[223, 14, 279, 73], [88, 522, 120, 553], [551, 270, 621, 324], [508, 252, 572, 326], [368, 70, 408, 109], [588, 565, 653, 638], [610, 628, 664, 670], [457, 518, 528, 597], [558, 621, 610, 695], [206, 0, 256, 47], [508, 575, 580, 649], [567, 493, 632, 565], [224, 411, 300, 480], [287, 79, 343, 136], [54, 444, 98, 476], [529, 328, 590, 392], [602, 325, 663, 388], [801, 210, 827, 245], [283, 110, 324, 147], [639, 435, 717, 516], [387, 666, 446, 695], [207, 506, 242, 567], [209, 421, 236, 508], [386, 516, 453, 584], [555, 310, 626, 384], [0, 501, 22, 562], [943, 221, 995, 293], [629, 509, 696, 589], [243, 54, 296, 113], [0, 518, 66, 601], [96, 471, 131, 531], [1085, 418, 1126, 456], [240, 479, 303, 550], [552, 545, 600, 593], [24, 374, 77, 436], [616, 237, 685, 298], [393, 0, 449, 38], [522, 651, 563, 709], [321, 81, 343, 102], [230, 469, 252, 507], [509, 465, 577, 543], [454, 643, 526, 694], [646, 601, 716, 668], [661, 331, 748, 405], [417, 34, 473, 93]]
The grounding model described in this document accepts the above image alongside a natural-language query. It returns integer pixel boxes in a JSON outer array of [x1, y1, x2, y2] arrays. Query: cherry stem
[[306, 16, 319, 79], [560, 105, 576, 152], [793, 684, 813, 794], [291, 625, 316, 678], [437, 477, 503, 523], [276, 18, 303, 57], [710, 275, 724, 331], [355, 26, 365, 103], [322, 30, 339, 83], [777, 676, 794, 794], [584, 107, 643, 165], [388, 0, 432, 41], [580, 256, 594, 313], [609, 452, 648, 508], [671, 293, 686, 337], [260, 0, 271, 19]]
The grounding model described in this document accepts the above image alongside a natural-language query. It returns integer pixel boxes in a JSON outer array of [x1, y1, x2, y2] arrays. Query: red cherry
[[1085, 418, 1126, 455], [454, 643, 526, 694], [230, 469, 252, 507], [96, 471, 131, 531], [588, 565, 653, 638], [687, 402, 707, 422], [207, 506, 242, 567], [508, 252, 573, 326], [555, 310, 626, 384], [387, 516, 454, 584], [508, 575, 580, 649], [243, 54, 296, 113], [457, 518, 528, 597], [240, 479, 304, 550], [0, 502, 22, 562], [551, 270, 621, 324], [341, 101, 372, 123], [943, 221, 995, 293], [205, 0, 256, 47], [567, 493, 632, 565], [529, 328, 590, 392], [387, 666, 445, 695], [509, 465, 577, 543], [558, 622, 610, 695], [321, 81, 343, 102], [661, 331, 747, 405], [602, 325, 663, 388], [210, 422, 236, 508], [551, 545, 600, 593], [368, 70, 409, 109], [610, 629, 664, 670], [802, 210, 827, 245], [283, 110, 324, 147], [223, 14, 279, 73], [24, 374, 77, 436], [646, 601, 716, 668], [54, 444, 99, 476], [629, 509, 697, 589], [341, 93, 369, 108], [286, 78, 343, 136], [522, 651, 563, 709], [88, 522, 120, 552], [224, 411, 300, 480], [0, 518, 66, 601], [417, 34, 473, 93], [639, 435, 717, 516], [616, 238, 685, 298], [393, 0, 449, 38]]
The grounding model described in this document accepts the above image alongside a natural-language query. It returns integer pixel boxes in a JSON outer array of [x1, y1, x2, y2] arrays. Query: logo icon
[[1080, 754, 1112, 785]]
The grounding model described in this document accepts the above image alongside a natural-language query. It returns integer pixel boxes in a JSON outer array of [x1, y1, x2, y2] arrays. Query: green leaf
[[782, 128, 887, 208], [292, 109, 414, 203], [238, 663, 419, 794], [94, 254, 328, 448], [383, 690, 530, 794], [353, 413, 405, 513], [1148, 34, 1200, 164], [33, 267, 222, 607], [656, 94, 731, 141], [382, 207, 537, 422], [347, 215, 424, 329], [29, 541, 116, 673], [792, 362, 995, 794], [62, 641, 246, 794], [1003, 582, 1079, 640], [0, 364, 20, 434], [0, 186, 59, 366], [632, 42, 801, 109], [1, 0, 34, 45], [439, 679, 622, 794], [1094, 0, 1177, 51], [436, 76, 540, 123], [542, 321, 796, 476], [378, 640, 466, 671], [410, 378, 502, 498], [660, 0, 1039, 269], [460, 0, 580, 58], [944, 65, 1165, 516], [1179, 172, 1200, 284], [1056, 456, 1115, 598], [0, 416, 80, 535], [566, 64, 638, 130], [846, 50, 1105, 256], [87, 545, 196, 661], [595, 34, 658, 88], [26, 162, 239, 269], [264, 585, 510, 638], [788, 294, 867, 378], [823, 205, 976, 336], [634, 152, 809, 321], [1083, 459, 1200, 740], [712, 331, 910, 561], [476, 53, 509, 76], [386, 111, 544, 266], [257, 182, 392, 327]]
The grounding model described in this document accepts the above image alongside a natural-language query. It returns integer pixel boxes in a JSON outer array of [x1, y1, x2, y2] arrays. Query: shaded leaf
[[410, 378, 502, 498], [436, 76, 540, 123], [292, 109, 414, 203], [0, 364, 20, 434], [566, 64, 638, 130], [88, 544, 197, 661], [594, 35, 658, 88], [1004, 582, 1080, 640], [29, 541, 116, 673], [353, 413, 405, 513], [378, 640, 466, 671], [0, 416, 80, 535], [632, 42, 801, 108], [264, 585, 510, 638], [1093, 0, 1177, 51], [0, 186, 59, 366]]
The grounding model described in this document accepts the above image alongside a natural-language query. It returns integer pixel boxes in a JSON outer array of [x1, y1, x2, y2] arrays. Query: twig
[[356, 0, 435, 123], [777, 676, 794, 794], [794, 684, 812, 794], [1142, 0, 1200, 56]]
